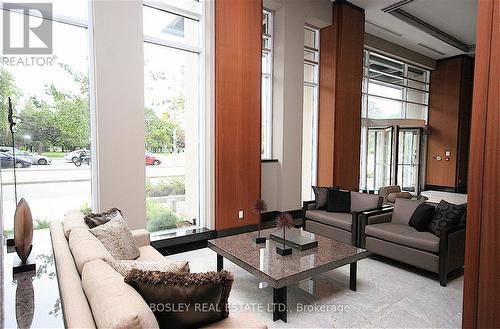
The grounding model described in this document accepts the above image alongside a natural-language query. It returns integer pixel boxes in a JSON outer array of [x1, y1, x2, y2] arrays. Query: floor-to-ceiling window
[[1, 1, 91, 235], [360, 50, 430, 193], [261, 9, 273, 159], [143, 0, 202, 233], [301, 26, 320, 201]]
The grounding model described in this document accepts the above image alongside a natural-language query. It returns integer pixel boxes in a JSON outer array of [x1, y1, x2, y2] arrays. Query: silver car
[[0, 147, 52, 165]]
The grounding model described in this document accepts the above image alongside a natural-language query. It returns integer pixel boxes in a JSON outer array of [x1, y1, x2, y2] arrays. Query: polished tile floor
[[168, 248, 463, 328]]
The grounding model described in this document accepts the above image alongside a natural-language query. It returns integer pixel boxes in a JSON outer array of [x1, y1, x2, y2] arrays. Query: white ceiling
[[348, 0, 477, 60]]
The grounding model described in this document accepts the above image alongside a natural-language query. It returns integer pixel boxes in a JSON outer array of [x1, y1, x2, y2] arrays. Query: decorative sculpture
[[8, 97, 36, 273], [275, 212, 294, 256], [251, 198, 267, 243]]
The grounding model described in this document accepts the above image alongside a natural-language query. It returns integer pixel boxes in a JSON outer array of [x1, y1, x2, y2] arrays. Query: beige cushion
[[305, 210, 352, 231], [63, 210, 88, 239], [90, 215, 140, 260], [378, 186, 401, 200], [387, 192, 412, 203], [107, 259, 190, 276], [69, 228, 113, 274], [50, 221, 96, 328], [351, 192, 382, 212], [392, 198, 424, 225], [132, 229, 150, 247], [365, 222, 439, 253], [202, 313, 268, 329], [82, 259, 159, 329], [136, 245, 165, 262]]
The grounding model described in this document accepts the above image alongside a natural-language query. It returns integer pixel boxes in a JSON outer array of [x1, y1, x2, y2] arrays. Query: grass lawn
[[41, 152, 65, 158]]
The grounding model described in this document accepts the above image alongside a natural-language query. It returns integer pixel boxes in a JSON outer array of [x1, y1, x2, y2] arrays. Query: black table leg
[[350, 262, 357, 291], [217, 254, 223, 272], [273, 286, 287, 322]]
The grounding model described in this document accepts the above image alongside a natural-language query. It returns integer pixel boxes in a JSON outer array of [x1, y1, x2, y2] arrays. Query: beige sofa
[[50, 211, 267, 328]]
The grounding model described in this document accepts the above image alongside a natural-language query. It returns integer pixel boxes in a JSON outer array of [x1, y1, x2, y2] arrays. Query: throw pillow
[[90, 215, 140, 260], [312, 186, 335, 210], [84, 208, 122, 228], [327, 189, 351, 213], [108, 259, 190, 277], [409, 203, 435, 232], [428, 200, 467, 236], [125, 269, 234, 329]]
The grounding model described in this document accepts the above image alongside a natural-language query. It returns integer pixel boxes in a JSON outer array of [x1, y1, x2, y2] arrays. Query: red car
[[145, 152, 161, 165]]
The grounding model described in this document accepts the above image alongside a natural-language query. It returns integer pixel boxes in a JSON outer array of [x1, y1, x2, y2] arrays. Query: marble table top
[[2, 229, 64, 329], [208, 228, 368, 288]]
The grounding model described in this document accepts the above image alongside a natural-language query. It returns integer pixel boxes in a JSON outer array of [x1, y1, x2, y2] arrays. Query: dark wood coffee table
[[208, 228, 369, 323]]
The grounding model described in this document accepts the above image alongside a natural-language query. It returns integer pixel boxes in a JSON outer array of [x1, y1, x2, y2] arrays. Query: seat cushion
[[392, 198, 424, 225], [69, 228, 113, 274], [82, 260, 159, 329], [350, 192, 382, 212], [305, 210, 352, 231], [63, 210, 88, 239], [365, 222, 439, 253]]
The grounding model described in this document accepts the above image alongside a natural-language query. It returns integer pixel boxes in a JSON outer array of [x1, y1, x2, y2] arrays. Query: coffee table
[[208, 228, 369, 323]]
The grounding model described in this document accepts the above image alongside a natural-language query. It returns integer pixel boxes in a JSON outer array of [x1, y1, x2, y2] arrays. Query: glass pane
[[368, 70, 405, 86], [407, 90, 428, 105], [408, 79, 429, 92], [263, 11, 271, 35], [1, 19, 91, 233], [262, 52, 271, 75], [262, 36, 271, 50], [367, 96, 403, 119], [397, 130, 420, 193], [368, 81, 403, 99], [301, 85, 316, 201], [406, 104, 428, 120], [304, 63, 315, 83], [261, 76, 272, 157], [143, 6, 199, 48], [304, 28, 316, 49], [155, 0, 201, 14], [408, 66, 429, 83], [304, 50, 317, 61], [369, 53, 404, 77], [144, 43, 199, 232]]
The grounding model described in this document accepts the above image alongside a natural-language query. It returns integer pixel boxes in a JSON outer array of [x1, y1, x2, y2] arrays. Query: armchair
[[359, 199, 466, 286]]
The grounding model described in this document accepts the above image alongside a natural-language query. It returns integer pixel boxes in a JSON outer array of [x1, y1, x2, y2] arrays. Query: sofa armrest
[[438, 225, 466, 286], [132, 229, 150, 247], [302, 200, 317, 220], [358, 207, 394, 248]]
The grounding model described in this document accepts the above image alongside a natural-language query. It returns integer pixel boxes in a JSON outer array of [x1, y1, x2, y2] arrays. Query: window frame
[[261, 8, 273, 160]]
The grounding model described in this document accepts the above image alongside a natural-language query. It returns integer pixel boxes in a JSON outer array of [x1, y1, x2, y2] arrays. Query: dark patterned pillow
[[312, 186, 338, 210], [84, 208, 122, 228], [428, 200, 466, 236]]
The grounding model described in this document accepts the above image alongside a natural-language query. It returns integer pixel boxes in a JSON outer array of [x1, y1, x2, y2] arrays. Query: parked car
[[0, 152, 32, 168], [145, 152, 161, 166], [0, 147, 52, 165], [64, 149, 90, 163]]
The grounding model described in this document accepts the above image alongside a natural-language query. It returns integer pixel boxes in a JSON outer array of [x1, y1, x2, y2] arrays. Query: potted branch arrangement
[[275, 212, 293, 256], [251, 198, 267, 244]]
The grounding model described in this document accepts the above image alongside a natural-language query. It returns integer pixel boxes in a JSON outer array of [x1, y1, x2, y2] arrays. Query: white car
[[64, 149, 90, 163], [0, 147, 52, 165]]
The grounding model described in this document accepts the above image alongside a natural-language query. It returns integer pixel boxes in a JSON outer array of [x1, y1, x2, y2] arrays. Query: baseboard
[[424, 185, 457, 193]]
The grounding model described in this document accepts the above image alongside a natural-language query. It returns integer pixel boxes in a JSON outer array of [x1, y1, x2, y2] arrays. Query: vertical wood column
[[215, 0, 262, 230], [317, 0, 365, 190], [463, 0, 500, 327]]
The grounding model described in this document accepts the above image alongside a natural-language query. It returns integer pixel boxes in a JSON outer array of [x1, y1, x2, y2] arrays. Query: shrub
[[34, 218, 50, 230], [146, 176, 185, 198], [80, 202, 92, 215], [146, 200, 187, 232]]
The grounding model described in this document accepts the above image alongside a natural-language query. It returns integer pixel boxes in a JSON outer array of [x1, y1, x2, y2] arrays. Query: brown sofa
[[359, 198, 466, 286], [303, 191, 383, 246], [50, 210, 267, 328]]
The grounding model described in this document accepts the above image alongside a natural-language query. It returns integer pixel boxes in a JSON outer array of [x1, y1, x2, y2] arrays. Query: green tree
[[145, 107, 174, 152], [0, 68, 22, 145]]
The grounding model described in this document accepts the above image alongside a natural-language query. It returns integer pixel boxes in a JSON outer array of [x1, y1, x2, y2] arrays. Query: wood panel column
[[463, 0, 500, 327], [215, 0, 262, 230], [317, 0, 365, 191]]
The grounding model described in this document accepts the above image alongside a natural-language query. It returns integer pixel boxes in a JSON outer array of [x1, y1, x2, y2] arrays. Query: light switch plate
[[238, 210, 244, 219]]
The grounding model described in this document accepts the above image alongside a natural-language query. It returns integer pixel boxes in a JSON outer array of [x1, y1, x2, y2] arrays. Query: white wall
[[262, 0, 331, 211], [90, 0, 146, 230]]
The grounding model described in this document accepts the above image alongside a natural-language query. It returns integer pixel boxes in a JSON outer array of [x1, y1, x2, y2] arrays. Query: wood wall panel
[[463, 0, 500, 327], [426, 55, 474, 192], [317, 1, 365, 191], [215, 0, 262, 230]]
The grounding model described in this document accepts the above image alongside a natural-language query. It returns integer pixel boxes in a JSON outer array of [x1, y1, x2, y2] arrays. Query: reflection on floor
[[167, 248, 463, 328], [421, 190, 467, 205]]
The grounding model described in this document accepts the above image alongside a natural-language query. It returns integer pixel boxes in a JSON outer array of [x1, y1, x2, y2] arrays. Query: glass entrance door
[[397, 128, 421, 194], [366, 127, 393, 191]]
